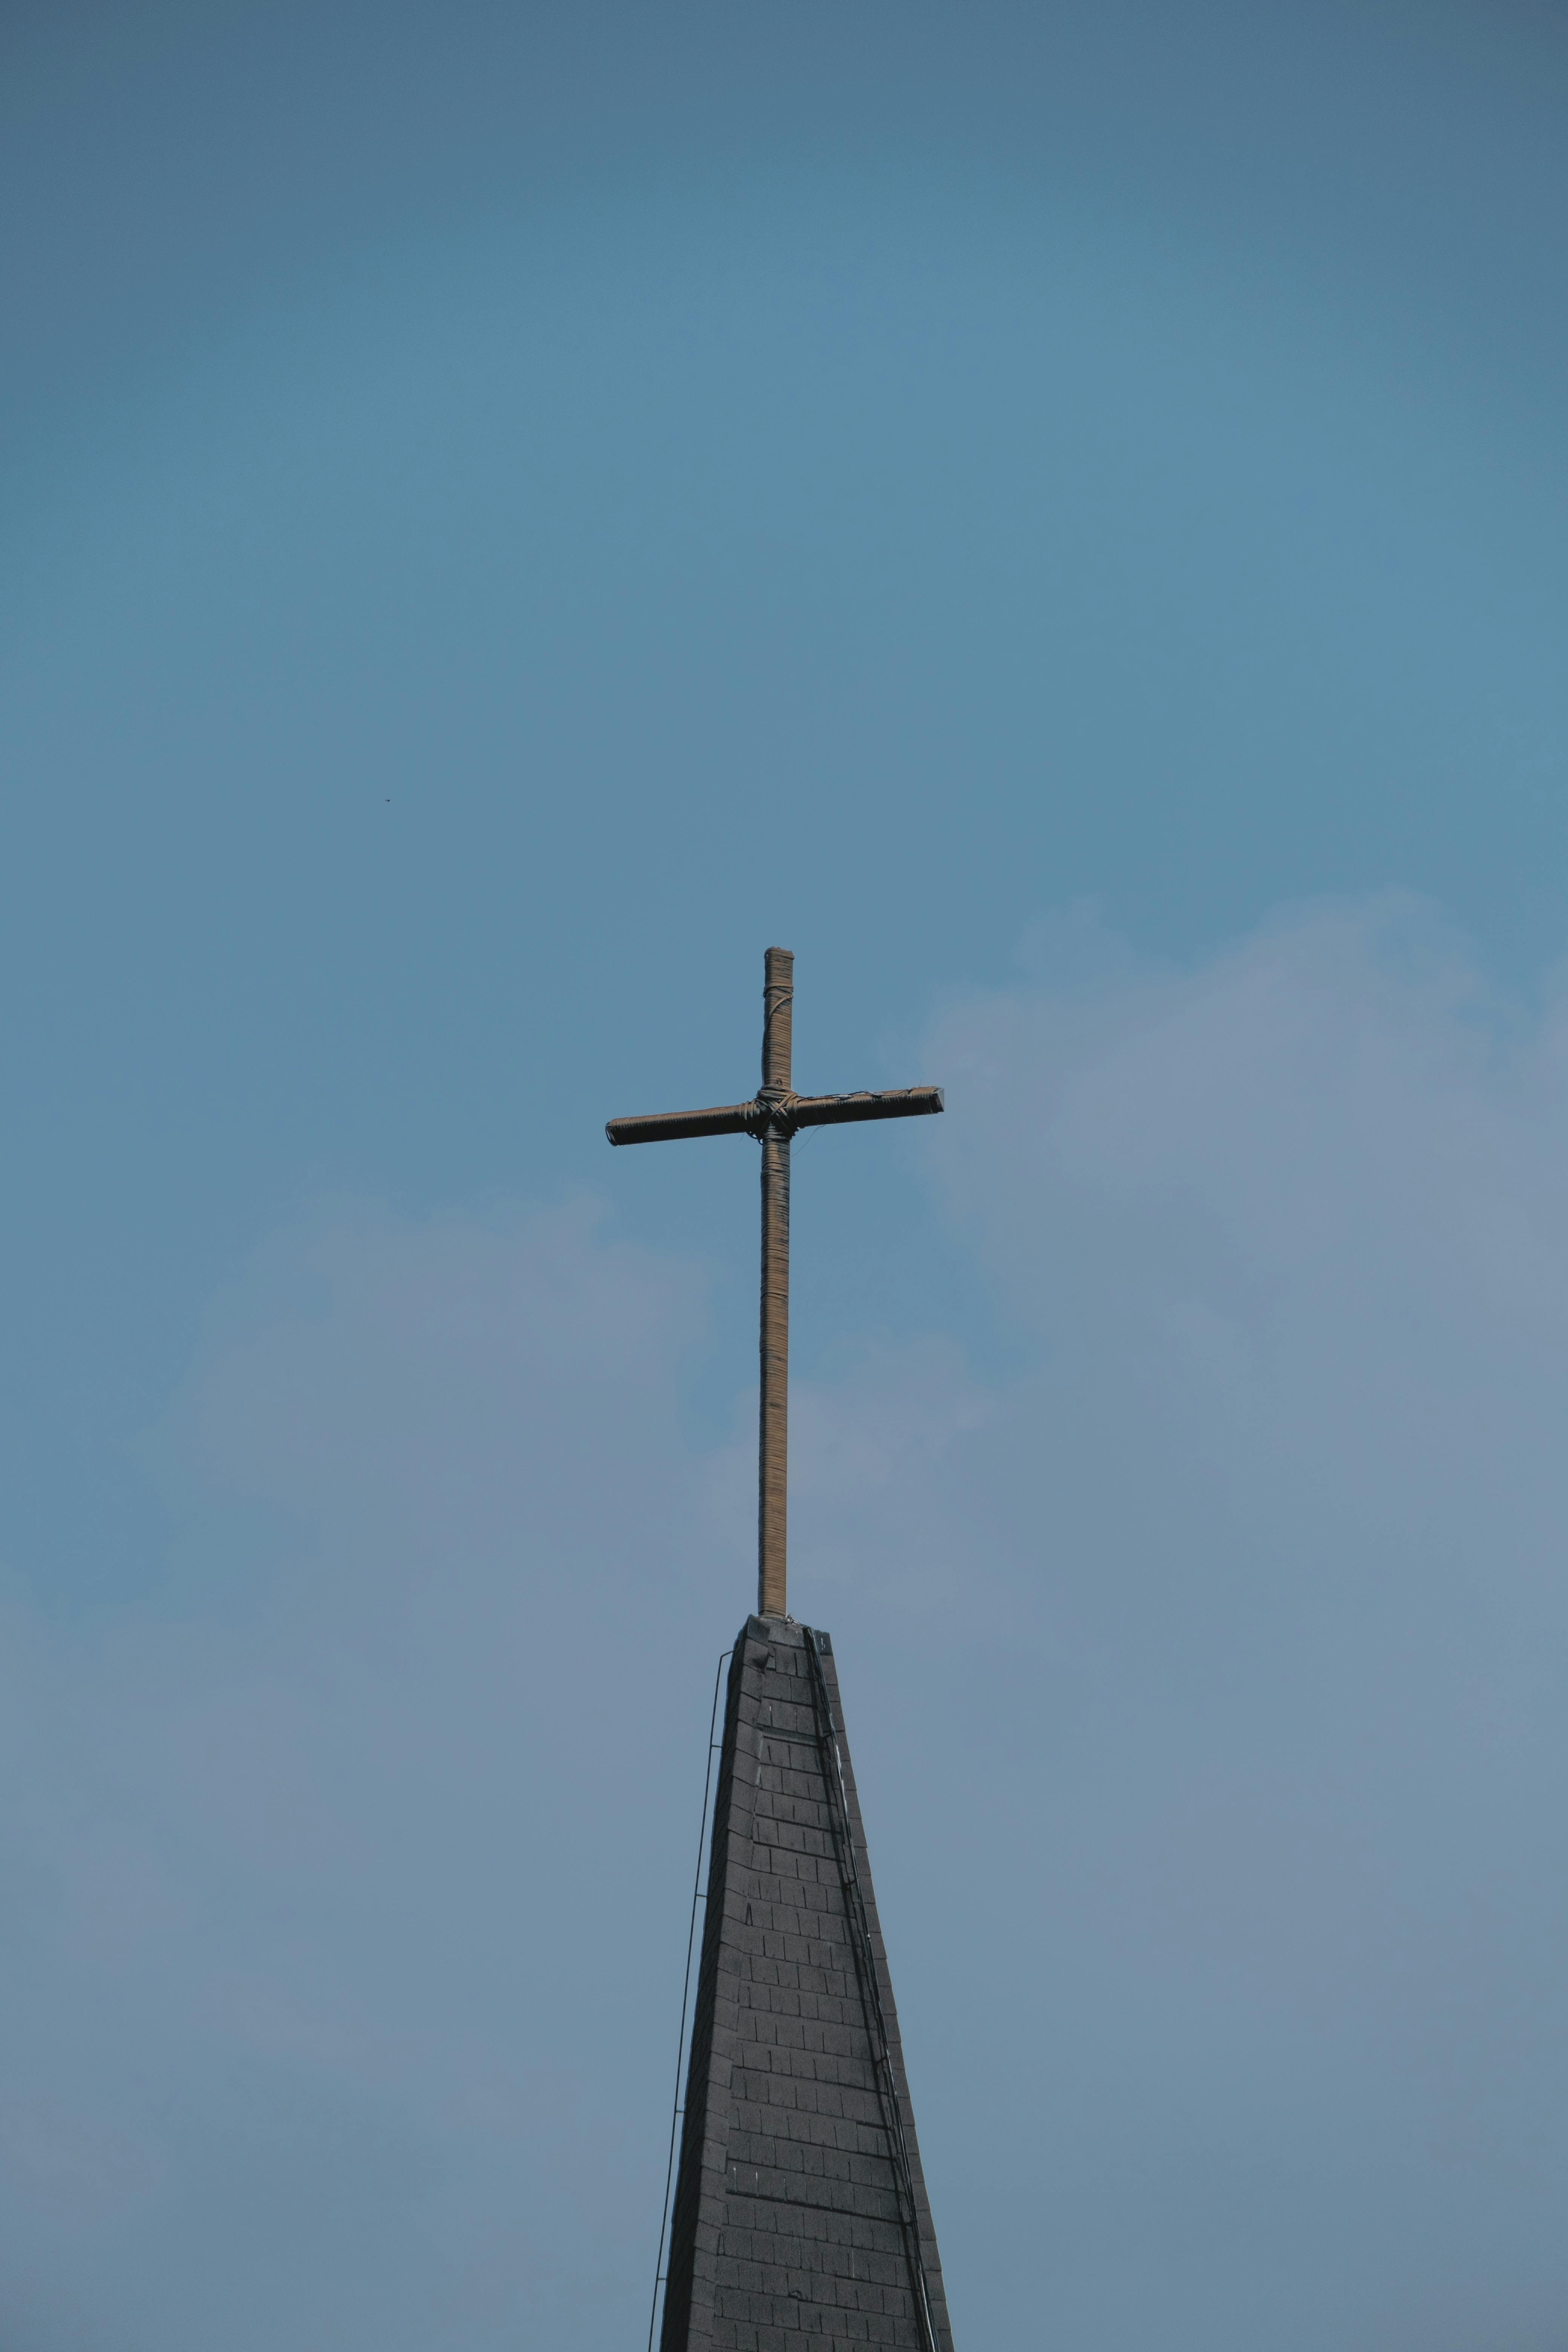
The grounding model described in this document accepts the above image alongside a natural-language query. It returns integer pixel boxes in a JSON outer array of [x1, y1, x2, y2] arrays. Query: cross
[[607, 947, 943, 1621]]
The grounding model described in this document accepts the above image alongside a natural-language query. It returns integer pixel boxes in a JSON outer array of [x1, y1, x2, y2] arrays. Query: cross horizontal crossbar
[[606, 1086, 943, 1148]]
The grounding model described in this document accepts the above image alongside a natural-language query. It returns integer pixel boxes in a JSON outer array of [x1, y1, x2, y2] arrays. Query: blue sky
[[5, 5, 1568, 2346]]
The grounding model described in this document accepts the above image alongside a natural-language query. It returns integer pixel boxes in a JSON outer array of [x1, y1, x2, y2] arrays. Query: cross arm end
[[605, 1101, 756, 1146], [789, 1085, 944, 1131]]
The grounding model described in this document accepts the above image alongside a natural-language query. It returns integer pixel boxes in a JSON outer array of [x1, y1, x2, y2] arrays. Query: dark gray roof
[[660, 1617, 955, 2352]]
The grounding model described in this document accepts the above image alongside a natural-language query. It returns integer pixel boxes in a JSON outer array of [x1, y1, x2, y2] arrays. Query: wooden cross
[[607, 947, 943, 1620]]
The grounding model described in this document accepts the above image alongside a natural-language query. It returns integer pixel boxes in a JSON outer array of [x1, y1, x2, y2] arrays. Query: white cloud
[[914, 896, 1568, 2349], [0, 1200, 727, 2352]]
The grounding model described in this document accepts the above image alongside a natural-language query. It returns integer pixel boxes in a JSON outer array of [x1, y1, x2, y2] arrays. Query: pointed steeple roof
[[659, 1617, 955, 2352]]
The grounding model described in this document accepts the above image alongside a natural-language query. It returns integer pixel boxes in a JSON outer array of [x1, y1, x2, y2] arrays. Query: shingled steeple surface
[[660, 1618, 955, 2352]]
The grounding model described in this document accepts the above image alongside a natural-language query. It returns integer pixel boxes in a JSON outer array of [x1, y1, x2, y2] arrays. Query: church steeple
[[658, 1618, 954, 2352], [608, 954, 954, 2346]]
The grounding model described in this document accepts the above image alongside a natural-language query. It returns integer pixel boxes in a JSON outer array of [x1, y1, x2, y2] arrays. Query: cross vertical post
[[605, 949, 943, 1620], [758, 948, 793, 1618]]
